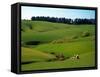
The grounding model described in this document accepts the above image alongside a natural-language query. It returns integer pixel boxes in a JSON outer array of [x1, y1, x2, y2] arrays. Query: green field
[[21, 20, 95, 71]]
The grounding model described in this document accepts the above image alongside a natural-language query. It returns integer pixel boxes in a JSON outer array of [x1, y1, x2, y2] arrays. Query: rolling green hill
[[21, 47, 56, 62], [21, 20, 94, 43], [21, 20, 95, 71], [35, 41, 95, 57], [22, 51, 95, 71]]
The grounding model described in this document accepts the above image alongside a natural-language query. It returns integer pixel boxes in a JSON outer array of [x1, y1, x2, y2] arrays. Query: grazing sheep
[[76, 54, 80, 59], [70, 54, 80, 60]]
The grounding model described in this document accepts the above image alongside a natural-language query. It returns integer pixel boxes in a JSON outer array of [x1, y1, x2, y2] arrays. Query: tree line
[[31, 16, 95, 25]]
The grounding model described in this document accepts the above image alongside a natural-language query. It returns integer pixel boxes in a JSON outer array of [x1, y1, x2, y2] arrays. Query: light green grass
[[34, 40, 95, 57], [21, 52, 95, 71], [21, 20, 95, 71], [21, 20, 95, 43], [21, 47, 56, 62]]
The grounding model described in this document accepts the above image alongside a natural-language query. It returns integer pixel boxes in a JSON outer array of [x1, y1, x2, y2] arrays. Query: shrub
[[82, 32, 90, 37], [51, 40, 62, 44], [56, 39, 64, 43], [29, 25, 33, 30], [71, 35, 78, 39], [55, 53, 65, 61], [51, 37, 73, 44], [50, 52, 55, 55], [46, 58, 57, 62]]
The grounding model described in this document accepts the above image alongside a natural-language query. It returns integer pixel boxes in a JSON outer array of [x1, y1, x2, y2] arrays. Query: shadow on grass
[[21, 61, 37, 65]]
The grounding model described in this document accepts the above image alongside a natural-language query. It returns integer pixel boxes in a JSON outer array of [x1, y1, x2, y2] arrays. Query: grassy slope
[[21, 20, 95, 71], [35, 41, 95, 57], [21, 20, 95, 42], [22, 52, 95, 71], [21, 47, 56, 62]]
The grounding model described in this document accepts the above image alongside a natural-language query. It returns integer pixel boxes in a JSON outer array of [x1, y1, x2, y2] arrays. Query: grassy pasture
[[21, 20, 95, 71], [21, 47, 56, 62], [22, 52, 95, 71]]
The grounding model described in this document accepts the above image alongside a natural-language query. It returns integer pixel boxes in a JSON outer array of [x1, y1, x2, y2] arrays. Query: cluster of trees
[[31, 16, 95, 24]]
